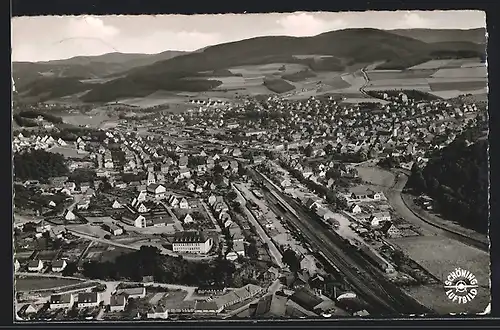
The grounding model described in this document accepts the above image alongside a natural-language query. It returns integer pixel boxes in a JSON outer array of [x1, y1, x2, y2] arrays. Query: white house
[[64, 210, 76, 221], [370, 212, 391, 227], [49, 293, 74, 309], [172, 231, 213, 254], [28, 260, 44, 272], [350, 204, 362, 214], [179, 198, 189, 209], [52, 260, 67, 272], [112, 200, 123, 209], [184, 214, 194, 224], [147, 183, 167, 200], [147, 306, 168, 319]]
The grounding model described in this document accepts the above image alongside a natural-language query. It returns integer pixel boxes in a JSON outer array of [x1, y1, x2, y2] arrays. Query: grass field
[[389, 236, 489, 286], [47, 146, 87, 159], [16, 276, 82, 291]]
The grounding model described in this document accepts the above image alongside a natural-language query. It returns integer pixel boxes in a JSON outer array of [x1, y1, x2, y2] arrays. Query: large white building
[[172, 231, 213, 254]]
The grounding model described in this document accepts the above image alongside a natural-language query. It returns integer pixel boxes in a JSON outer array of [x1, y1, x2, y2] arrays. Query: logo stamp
[[444, 268, 478, 304]]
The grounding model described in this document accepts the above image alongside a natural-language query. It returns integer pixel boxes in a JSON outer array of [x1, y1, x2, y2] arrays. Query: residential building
[[172, 231, 213, 254], [116, 287, 147, 299], [134, 215, 147, 228], [146, 183, 167, 200]]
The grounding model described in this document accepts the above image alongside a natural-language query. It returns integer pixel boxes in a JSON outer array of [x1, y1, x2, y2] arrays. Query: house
[[134, 215, 147, 228], [28, 260, 44, 272], [381, 222, 403, 238], [14, 259, 20, 272], [147, 172, 156, 185], [304, 198, 320, 210], [18, 303, 39, 316], [232, 148, 242, 157], [146, 183, 167, 200], [77, 292, 101, 308], [76, 199, 90, 210], [103, 223, 123, 236], [350, 204, 362, 214], [370, 212, 391, 227], [109, 295, 127, 312], [172, 231, 213, 254], [52, 260, 67, 272], [116, 287, 147, 299], [49, 293, 74, 309], [184, 214, 194, 224], [179, 198, 189, 209], [178, 156, 189, 169], [147, 305, 168, 319]]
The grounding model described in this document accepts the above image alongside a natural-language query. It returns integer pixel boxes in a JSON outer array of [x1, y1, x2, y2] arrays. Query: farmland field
[[429, 81, 487, 92], [16, 276, 82, 291], [431, 67, 487, 79]]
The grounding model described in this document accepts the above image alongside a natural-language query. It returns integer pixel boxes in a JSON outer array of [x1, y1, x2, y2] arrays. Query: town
[[13, 88, 488, 320]]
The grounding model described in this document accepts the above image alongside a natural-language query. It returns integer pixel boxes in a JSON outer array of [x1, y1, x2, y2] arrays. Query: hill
[[81, 28, 485, 102], [13, 28, 486, 103], [407, 126, 489, 234], [12, 50, 188, 90], [389, 28, 487, 44]]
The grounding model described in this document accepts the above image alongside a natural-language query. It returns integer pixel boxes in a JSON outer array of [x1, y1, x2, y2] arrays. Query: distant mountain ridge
[[12, 28, 486, 103]]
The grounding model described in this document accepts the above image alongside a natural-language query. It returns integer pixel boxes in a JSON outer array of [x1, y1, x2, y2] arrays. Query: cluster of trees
[[68, 169, 96, 184], [82, 246, 237, 287], [14, 150, 68, 180], [13, 115, 38, 127], [407, 136, 488, 234]]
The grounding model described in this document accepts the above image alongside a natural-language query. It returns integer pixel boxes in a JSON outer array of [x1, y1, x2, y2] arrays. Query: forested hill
[[407, 130, 489, 234]]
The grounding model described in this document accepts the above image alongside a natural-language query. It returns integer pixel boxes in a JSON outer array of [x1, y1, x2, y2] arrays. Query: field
[[16, 276, 82, 291], [47, 146, 87, 159], [365, 58, 488, 99], [60, 113, 109, 128], [356, 166, 396, 187]]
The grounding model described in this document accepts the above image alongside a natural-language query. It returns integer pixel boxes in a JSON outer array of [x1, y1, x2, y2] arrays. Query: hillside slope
[[12, 50, 188, 90]]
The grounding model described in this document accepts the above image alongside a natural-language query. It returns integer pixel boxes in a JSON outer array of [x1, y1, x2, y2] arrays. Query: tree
[[227, 191, 238, 201], [62, 263, 79, 276], [214, 164, 224, 175], [324, 143, 334, 155]]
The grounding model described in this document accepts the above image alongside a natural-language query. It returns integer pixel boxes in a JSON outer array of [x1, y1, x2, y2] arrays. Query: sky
[[11, 10, 486, 62]]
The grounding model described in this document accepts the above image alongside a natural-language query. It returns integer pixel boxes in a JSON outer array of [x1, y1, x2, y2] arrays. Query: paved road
[[252, 169, 431, 316], [385, 173, 488, 251], [231, 183, 284, 268]]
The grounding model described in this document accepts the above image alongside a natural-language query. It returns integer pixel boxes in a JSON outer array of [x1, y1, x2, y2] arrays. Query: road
[[231, 183, 285, 268], [385, 173, 488, 251], [251, 169, 431, 316]]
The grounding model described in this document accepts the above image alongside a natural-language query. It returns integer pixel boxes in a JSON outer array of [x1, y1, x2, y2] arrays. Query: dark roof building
[[173, 231, 209, 244]]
